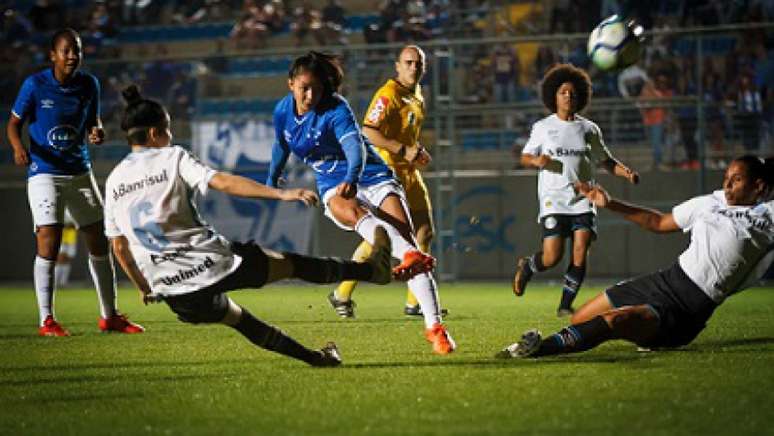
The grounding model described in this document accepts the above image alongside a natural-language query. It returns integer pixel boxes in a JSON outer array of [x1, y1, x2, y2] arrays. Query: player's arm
[[87, 75, 105, 145], [209, 172, 318, 206], [575, 182, 679, 233], [600, 157, 639, 184], [363, 125, 405, 156], [6, 114, 29, 166], [520, 153, 552, 169], [110, 236, 154, 304]]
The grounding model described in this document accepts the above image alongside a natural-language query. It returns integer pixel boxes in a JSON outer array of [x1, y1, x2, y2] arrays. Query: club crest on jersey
[[367, 96, 389, 124], [407, 111, 415, 125], [41, 99, 55, 109], [47, 125, 79, 150], [544, 216, 558, 229]]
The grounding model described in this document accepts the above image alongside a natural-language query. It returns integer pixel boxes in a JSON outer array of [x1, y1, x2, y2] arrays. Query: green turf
[[1, 283, 773, 435]]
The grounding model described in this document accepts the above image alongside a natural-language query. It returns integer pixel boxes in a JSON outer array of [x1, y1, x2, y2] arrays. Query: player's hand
[[624, 167, 640, 185], [404, 144, 420, 162], [12, 148, 30, 166], [336, 182, 357, 199], [282, 188, 319, 207], [139, 288, 157, 305], [88, 126, 105, 145], [414, 147, 432, 169], [535, 154, 552, 169], [574, 181, 611, 208]]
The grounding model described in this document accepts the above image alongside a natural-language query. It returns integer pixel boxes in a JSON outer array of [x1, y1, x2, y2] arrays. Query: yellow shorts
[[394, 167, 431, 213]]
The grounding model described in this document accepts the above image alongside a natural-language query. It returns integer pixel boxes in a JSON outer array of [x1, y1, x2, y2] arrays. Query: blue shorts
[[540, 213, 597, 240]]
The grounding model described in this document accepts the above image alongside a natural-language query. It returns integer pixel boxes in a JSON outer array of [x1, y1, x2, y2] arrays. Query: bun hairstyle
[[288, 51, 343, 98], [120, 84, 167, 145]]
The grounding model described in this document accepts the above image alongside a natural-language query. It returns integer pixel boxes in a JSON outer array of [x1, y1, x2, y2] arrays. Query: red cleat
[[39, 315, 71, 337], [392, 250, 436, 281], [99, 313, 145, 334], [424, 323, 456, 355]]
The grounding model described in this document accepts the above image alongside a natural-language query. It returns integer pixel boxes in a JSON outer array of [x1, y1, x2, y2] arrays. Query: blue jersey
[[267, 93, 393, 196], [11, 68, 99, 177]]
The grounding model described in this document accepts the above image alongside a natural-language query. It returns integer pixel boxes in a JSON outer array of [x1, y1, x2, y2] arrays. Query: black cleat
[[556, 307, 574, 318], [328, 291, 355, 318], [311, 342, 342, 367], [404, 304, 449, 317], [512, 257, 532, 297], [495, 329, 542, 359]]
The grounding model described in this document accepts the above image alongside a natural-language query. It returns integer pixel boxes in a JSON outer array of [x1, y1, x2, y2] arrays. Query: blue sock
[[560, 264, 586, 310], [536, 316, 612, 356]]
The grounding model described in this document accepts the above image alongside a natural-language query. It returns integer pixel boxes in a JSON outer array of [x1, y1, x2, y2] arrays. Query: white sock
[[89, 254, 117, 319], [407, 272, 442, 328], [354, 212, 417, 259], [54, 263, 71, 287], [34, 256, 56, 325]]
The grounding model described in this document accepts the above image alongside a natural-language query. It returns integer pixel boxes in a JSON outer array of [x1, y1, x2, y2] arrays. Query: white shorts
[[27, 172, 104, 230], [322, 180, 410, 231]]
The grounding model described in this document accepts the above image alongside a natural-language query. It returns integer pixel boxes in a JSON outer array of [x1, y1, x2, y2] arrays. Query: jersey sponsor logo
[[366, 96, 389, 124], [716, 208, 772, 231], [46, 125, 79, 150], [150, 245, 194, 265], [159, 256, 216, 286], [112, 170, 169, 201], [548, 147, 586, 157], [41, 99, 55, 109]]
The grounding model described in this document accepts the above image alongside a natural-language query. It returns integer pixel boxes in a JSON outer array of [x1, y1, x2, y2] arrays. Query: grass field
[[1, 282, 773, 435]]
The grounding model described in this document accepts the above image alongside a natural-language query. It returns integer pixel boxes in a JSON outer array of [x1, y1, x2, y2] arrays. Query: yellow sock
[[335, 240, 373, 301], [405, 239, 431, 307]]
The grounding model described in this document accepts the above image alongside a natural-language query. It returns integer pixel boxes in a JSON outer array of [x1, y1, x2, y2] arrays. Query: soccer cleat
[[38, 315, 71, 337], [424, 323, 456, 355], [311, 342, 342, 367], [556, 307, 575, 318], [495, 329, 542, 358], [98, 313, 145, 334], [392, 250, 436, 281], [404, 304, 449, 317], [327, 291, 356, 318], [366, 226, 392, 285], [512, 256, 532, 297]]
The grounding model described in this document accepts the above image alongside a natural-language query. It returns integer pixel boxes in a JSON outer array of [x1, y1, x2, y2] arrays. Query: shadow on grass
[[0, 359, 248, 373], [0, 373, 215, 389], [343, 353, 647, 369], [671, 336, 774, 352]]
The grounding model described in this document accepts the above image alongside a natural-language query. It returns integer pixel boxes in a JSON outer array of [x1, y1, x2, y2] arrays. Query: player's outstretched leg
[[558, 263, 586, 317], [225, 301, 342, 367]]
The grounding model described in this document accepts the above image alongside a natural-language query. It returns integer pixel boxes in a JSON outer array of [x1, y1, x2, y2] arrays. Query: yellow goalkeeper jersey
[[363, 78, 425, 171]]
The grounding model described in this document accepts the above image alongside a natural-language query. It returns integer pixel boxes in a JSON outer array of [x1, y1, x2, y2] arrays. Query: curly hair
[[540, 63, 592, 114]]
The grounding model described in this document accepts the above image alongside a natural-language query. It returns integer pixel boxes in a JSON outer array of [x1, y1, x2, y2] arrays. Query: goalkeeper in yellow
[[328, 45, 438, 317]]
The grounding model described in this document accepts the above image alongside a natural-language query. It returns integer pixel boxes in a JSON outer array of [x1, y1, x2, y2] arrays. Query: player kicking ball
[[513, 63, 639, 317], [105, 85, 394, 367], [498, 155, 773, 358]]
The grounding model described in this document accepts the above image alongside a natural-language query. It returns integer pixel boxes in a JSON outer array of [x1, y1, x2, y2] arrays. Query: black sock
[[232, 309, 321, 365], [536, 316, 612, 356], [528, 252, 545, 274], [283, 252, 373, 283], [560, 263, 586, 309]]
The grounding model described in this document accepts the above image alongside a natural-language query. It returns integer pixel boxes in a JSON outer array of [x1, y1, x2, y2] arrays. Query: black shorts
[[163, 241, 270, 324], [541, 213, 597, 240], [605, 263, 718, 348]]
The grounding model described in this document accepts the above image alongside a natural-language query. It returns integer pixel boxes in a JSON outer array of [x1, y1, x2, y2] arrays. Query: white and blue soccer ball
[[587, 15, 644, 71]]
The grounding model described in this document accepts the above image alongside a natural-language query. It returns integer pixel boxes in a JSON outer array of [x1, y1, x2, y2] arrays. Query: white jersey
[[522, 114, 614, 220], [104, 146, 240, 296], [673, 190, 774, 303]]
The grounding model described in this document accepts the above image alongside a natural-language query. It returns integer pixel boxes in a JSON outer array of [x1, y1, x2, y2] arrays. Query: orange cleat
[[424, 323, 456, 355], [39, 315, 71, 337], [392, 250, 436, 281], [99, 313, 145, 334]]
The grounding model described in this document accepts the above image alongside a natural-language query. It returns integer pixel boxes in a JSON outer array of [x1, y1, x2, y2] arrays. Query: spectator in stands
[[29, 0, 63, 32], [701, 60, 728, 168], [675, 59, 700, 170], [403, 0, 431, 41], [82, 1, 119, 57], [3, 8, 32, 48], [173, 0, 229, 25], [535, 45, 558, 79], [169, 67, 197, 120], [321, 0, 348, 45], [122, 0, 159, 25], [734, 72, 763, 152], [141, 45, 176, 101], [492, 43, 520, 104], [639, 72, 673, 171], [291, 2, 324, 47], [230, 0, 271, 50], [425, 1, 450, 38]]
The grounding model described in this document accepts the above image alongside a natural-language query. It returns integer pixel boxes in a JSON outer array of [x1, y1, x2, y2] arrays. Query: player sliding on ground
[[105, 85, 394, 367], [498, 155, 774, 358], [267, 51, 455, 354], [513, 63, 640, 317]]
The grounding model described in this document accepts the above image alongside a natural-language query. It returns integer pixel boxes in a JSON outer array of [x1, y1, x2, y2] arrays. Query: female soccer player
[[266, 51, 455, 354], [106, 85, 395, 367], [7, 28, 143, 336], [499, 155, 774, 358], [513, 63, 640, 317]]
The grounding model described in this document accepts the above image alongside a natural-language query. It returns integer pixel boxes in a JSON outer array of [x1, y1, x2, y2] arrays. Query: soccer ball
[[587, 15, 644, 71]]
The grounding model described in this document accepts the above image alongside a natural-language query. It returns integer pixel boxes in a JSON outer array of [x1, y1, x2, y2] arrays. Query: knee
[[542, 251, 561, 268], [335, 208, 362, 228]]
